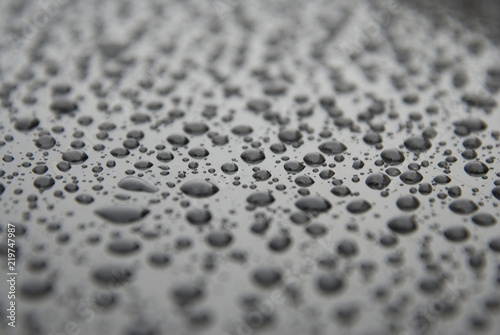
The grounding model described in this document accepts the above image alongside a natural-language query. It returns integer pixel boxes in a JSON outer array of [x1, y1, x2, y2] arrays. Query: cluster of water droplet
[[0, 0, 499, 334]]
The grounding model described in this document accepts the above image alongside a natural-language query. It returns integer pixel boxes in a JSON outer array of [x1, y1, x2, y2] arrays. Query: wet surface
[[0, 0, 500, 334]]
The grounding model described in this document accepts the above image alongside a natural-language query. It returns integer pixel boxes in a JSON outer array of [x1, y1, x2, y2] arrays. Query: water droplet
[[404, 136, 432, 152], [95, 206, 150, 223], [317, 273, 343, 294], [381, 149, 405, 165], [93, 264, 134, 285], [95, 291, 117, 308], [365, 173, 391, 190], [462, 149, 478, 160], [232, 125, 253, 136], [186, 208, 212, 226], [34, 135, 56, 149], [14, 116, 39, 131], [346, 199, 372, 214], [295, 175, 315, 187], [303, 152, 326, 166], [188, 147, 209, 159], [50, 98, 77, 114], [167, 134, 189, 146], [318, 140, 347, 155], [471, 213, 496, 227], [433, 175, 451, 184], [171, 283, 203, 306], [488, 238, 500, 252], [206, 231, 233, 248], [463, 137, 482, 149], [387, 216, 417, 234], [247, 191, 275, 206], [180, 180, 219, 198], [305, 223, 327, 237], [149, 252, 171, 267], [156, 151, 174, 162], [295, 196, 332, 213], [183, 122, 209, 135], [253, 267, 282, 287], [21, 278, 53, 298], [118, 177, 158, 192], [268, 235, 291, 252], [252, 170, 271, 181], [449, 199, 479, 214], [33, 176, 55, 192], [270, 143, 287, 153], [400, 171, 423, 185], [284, 161, 305, 173], [221, 162, 239, 174], [453, 118, 487, 133], [396, 195, 420, 211], [62, 150, 88, 163], [337, 239, 358, 257], [443, 226, 469, 242], [380, 235, 398, 247], [464, 161, 489, 176], [134, 161, 153, 170], [110, 148, 130, 158], [108, 239, 141, 254], [290, 212, 310, 225], [75, 194, 94, 204], [493, 187, 500, 200], [278, 128, 302, 143], [331, 186, 351, 197], [363, 132, 382, 145], [240, 149, 266, 164]]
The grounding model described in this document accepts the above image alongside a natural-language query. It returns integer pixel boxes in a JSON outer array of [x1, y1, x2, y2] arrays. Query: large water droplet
[[471, 213, 496, 227], [443, 226, 469, 242], [33, 176, 55, 192], [240, 149, 266, 164], [92, 264, 134, 285], [186, 209, 212, 226], [34, 135, 56, 149], [365, 173, 391, 190], [387, 216, 417, 234], [171, 283, 203, 306], [268, 235, 291, 252], [404, 136, 432, 152], [317, 273, 343, 294], [278, 128, 302, 143], [449, 199, 479, 214], [295, 196, 332, 213], [247, 191, 275, 206], [183, 122, 209, 135], [396, 195, 420, 211], [303, 152, 326, 166], [180, 180, 219, 198], [464, 161, 489, 176], [62, 150, 88, 163], [253, 267, 282, 287], [206, 231, 233, 248], [108, 239, 141, 254], [95, 206, 150, 223], [381, 149, 405, 165], [346, 199, 372, 214], [318, 140, 347, 154], [400, 171, 423, 185], [14, 116, 39, 131], [118, 177, 158, 193]]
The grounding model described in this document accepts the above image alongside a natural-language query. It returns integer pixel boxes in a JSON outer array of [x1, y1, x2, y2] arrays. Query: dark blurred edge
[[407, 0, 500, 45]]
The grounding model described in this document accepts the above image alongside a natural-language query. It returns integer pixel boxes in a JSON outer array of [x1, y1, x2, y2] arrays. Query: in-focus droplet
[[180, 180, 219, 198]]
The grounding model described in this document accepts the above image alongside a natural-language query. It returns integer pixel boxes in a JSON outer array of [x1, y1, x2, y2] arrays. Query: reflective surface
[[0, 1, 499, 334]]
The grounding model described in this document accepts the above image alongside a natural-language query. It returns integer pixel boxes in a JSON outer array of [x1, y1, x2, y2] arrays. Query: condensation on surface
[[0, 1, 499, 335]]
